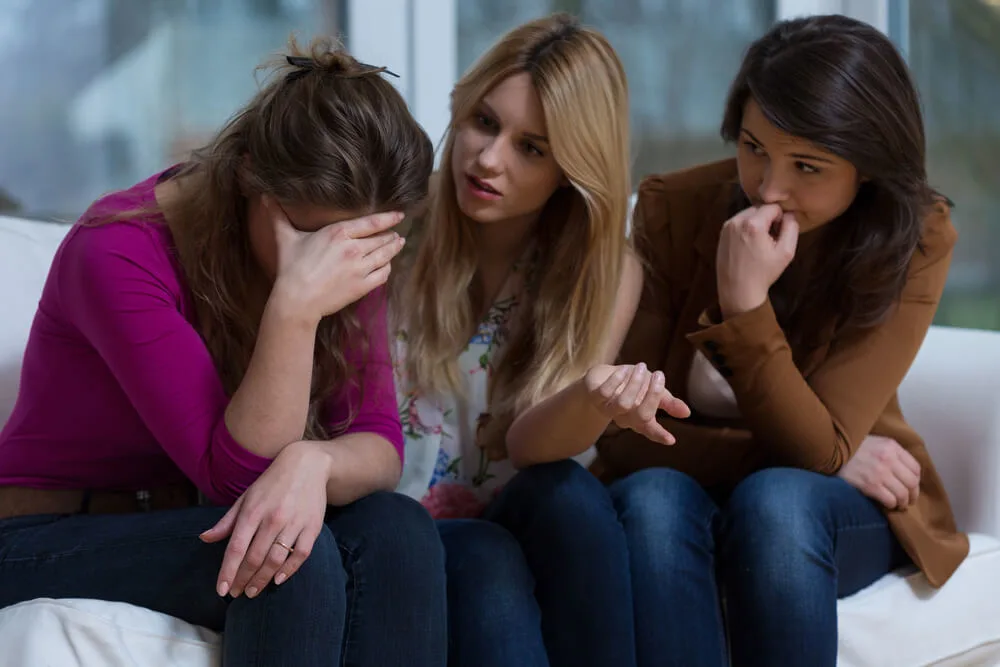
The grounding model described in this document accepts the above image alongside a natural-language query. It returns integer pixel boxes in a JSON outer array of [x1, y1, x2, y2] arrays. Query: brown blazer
[[594, 158, 968, 587]]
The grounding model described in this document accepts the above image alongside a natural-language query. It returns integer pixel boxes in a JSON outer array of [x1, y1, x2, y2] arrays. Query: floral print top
[[393, 251, 534, 519]]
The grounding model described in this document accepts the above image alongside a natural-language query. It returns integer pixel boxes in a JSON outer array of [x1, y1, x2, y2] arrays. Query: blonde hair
[[399, 13, 631, 453]]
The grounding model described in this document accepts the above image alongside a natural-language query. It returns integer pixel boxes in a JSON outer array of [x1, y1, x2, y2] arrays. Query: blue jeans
[[0, 491, 447, 667], [438, 460, 636, 667], [610, 467, 908, 667]]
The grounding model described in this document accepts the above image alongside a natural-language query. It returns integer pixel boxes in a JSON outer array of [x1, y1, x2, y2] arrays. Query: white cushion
[[838, 533, 1000, 666], [0, 598, 219, 667]]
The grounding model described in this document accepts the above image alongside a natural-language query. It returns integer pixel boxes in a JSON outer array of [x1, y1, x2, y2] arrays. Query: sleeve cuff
[[203, 419, 274, 505], [685, 299, 788, 380]]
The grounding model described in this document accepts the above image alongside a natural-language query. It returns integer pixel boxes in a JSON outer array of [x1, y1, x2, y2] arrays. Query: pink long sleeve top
[[0, 170, 403, 505]]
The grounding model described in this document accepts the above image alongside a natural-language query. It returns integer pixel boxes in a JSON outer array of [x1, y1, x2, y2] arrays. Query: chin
[[456, 197, 502, 225]]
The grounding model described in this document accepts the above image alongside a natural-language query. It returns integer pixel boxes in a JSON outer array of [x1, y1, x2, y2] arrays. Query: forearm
[[506, 375, 612, 468], [225, 290, 318, 457], [310, 433, 402, 506]]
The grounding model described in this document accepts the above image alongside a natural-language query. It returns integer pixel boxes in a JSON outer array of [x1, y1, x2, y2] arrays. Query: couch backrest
[[0, 216, 70, 426]]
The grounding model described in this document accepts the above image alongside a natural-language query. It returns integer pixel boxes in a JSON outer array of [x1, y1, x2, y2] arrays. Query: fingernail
[[275, 573, 287, 585], [395, 212, 405, 222], [217, 581, 230, 597], [231, 587, 242, 598], [398, 236, 406, 245], [246, 586, 258, 599]]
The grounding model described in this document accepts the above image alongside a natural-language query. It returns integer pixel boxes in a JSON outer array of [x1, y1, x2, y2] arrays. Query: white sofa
[[1, 214, 999, 666]]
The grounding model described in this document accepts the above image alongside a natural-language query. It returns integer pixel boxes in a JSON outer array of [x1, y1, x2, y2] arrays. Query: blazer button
[[718, 366, 734, 378], [704, 340, 720, 353], [712, 353, 727, 367]]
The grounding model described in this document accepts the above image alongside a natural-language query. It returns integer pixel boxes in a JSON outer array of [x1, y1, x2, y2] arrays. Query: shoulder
[[916, 198, 958, 262], [64, 219, 173, 280], [637, 159, 739, 215], [635, 158, 740, 243], [899, 199, 958, 301], [67, 172, 172, 270]]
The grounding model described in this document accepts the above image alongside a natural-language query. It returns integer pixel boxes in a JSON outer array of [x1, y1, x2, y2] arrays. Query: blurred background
[[0, 0, 996, 330]]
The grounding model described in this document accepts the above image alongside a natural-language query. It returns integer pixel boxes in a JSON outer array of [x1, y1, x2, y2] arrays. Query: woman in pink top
[[0, 38, 446, 666]]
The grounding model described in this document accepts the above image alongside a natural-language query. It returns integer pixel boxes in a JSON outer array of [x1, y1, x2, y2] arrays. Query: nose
[[476, 136, 505, 173], [758, 164, 790, 206]]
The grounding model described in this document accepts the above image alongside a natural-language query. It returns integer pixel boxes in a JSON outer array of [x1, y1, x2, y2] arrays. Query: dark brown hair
[[161, 36, 433, 439], [721, 14, 943, 349]]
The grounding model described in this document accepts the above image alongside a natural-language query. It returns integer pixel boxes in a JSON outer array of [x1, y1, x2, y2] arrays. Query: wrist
[[286, 439, 336, 479], [719, 288, 768, 320], [580, 366, 617, 418], [266, 282, 321, 331]]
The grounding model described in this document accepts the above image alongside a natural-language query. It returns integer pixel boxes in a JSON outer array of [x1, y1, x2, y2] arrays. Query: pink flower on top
[[421, 483, 486, 520]]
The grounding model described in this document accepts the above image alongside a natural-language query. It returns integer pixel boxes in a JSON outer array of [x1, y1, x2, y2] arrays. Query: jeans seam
[[339, 542, 358, 667], [834, 521, 889, 534]]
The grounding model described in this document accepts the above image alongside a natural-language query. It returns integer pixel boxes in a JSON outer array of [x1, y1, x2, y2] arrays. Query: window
[[904, 0, 1000, 330], [455, 0, 777, 186], [0, 0, 344, 221]]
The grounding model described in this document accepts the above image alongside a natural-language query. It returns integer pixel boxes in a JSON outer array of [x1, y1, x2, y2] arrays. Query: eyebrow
[[481, 100, 550, 144], [740, 127, 835, 164]]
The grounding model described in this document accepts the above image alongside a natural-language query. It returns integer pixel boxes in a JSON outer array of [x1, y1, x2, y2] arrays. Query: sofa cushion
[[837, 532, 1000, 666], [0, 598, 219, 666]]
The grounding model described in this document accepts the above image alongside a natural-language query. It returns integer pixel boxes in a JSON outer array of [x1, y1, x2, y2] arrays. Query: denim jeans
[[610, 467, 908, 667], [0, 491, 447, 667], [439, 459, 636, 667]]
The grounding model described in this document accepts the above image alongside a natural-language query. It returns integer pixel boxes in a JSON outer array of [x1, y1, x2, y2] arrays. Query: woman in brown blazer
[[592, 15, 969, 667]]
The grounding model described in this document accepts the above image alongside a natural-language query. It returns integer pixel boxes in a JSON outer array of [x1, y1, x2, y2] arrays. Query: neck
[[474, 210, 539, 268]]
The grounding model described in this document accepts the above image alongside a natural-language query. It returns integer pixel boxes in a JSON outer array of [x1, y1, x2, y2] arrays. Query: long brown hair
[[721, 15, 944, 349], [398, 14, 631, 453], [107, 37, 433, 439]]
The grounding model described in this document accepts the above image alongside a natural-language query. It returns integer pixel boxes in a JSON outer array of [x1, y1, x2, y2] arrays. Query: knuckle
[[268, 509, 290, 527], [343, 243, 362, 260], [245, 554, 264, 570]]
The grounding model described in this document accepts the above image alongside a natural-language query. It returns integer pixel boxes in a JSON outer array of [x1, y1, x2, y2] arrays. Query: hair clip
[[360, 64, 400, 78], [284, 54, 399, 82]]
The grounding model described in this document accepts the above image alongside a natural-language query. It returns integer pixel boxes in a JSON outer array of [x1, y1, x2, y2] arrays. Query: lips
[[467, 174, 501, 196]]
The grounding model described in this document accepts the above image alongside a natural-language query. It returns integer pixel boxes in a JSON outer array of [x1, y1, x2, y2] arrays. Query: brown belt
[[0, 484, 200, 519]]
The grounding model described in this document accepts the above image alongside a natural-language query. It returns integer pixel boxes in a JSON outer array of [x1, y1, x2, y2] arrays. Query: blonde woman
[[392, 14, 689, 667]]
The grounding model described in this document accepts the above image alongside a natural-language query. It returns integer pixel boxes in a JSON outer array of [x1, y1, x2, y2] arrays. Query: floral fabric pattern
[[392, 254, 532, 519]]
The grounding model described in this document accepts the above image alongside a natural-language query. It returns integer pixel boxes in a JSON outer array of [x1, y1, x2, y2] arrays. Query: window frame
[[345, 0, 895, 163]]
